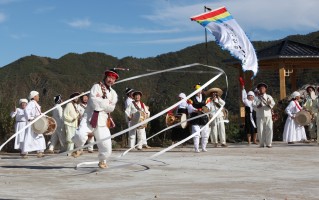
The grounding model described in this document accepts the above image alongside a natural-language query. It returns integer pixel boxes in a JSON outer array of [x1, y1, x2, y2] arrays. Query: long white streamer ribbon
[[1, 63, 228, 170], [75, 64, 228, 168], [64, 70, 223, 158], [0, 63, 217, 151], [76, 103, 226, 169]]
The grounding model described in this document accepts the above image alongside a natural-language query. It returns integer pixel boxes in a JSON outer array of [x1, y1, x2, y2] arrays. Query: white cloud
[[133, 36, 204, 44], [34, 6, 56, 14], [223, 0, 319, 31], [67, 18, 91, 28], [10, 33, 27, 39], [143, 0, 319, 35], [0, 0, 18, 4], [0, 12, 6, 23], [99, 24, 180, 34]]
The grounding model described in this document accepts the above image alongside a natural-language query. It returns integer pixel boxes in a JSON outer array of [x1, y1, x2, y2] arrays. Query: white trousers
[[127, 121, 135, 148], [316, 116, 319, 143], [73, 123, 111, 162], [65, 125, 77, 151], [210, 117, 226, 144], [87, 136, 95, 151], [192, 125, 209, 151], [256, 116, 273, 147], [129, 127, 147, 149], [48, 125, 66, 152]]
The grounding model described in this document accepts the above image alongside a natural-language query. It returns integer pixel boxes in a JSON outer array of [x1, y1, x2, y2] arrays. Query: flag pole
[[204, 6, 211, 65]]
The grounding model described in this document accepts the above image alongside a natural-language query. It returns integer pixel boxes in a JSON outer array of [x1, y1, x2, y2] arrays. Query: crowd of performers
[[8, 68, 319, 168]]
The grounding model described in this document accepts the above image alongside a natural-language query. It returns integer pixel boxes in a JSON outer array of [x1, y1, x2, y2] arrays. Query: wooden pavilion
[[230, 39, 319, 118]]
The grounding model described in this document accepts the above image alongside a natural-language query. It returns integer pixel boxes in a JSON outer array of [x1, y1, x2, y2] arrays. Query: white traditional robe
[[10, 108, 28, 150], [125, 97, 134, 147], [303, 96, 317, 139], [283, 100, 307, 143], [77, 103, 86, 117], [72, 83, 117, 162], [77, 103, 94, 151], [252, 93, 275, 147], [125, 101, 150, 149], [48, 104, 66, 151], [312, 97, 319, 142], [206, 97, 226, 145], [64, 102, 79, 151], [22, 100, 46, 153]]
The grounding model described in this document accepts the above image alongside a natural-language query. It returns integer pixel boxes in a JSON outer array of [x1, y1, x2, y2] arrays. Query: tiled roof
[[257, 40, 319, 60]]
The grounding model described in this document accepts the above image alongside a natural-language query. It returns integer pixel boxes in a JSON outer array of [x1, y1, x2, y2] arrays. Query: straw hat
[[133, 91, 143, 96], [257, 82, 268, 89], [205, 88, 223, 97]]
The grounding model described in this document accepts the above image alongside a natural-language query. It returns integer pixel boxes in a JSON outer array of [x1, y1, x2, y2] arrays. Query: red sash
[[132, 101, 145, 111], [90, 82, 113, 128], [294, 100, 302, 111]]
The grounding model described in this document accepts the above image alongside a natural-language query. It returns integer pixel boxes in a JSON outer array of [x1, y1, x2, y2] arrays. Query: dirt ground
[[1, 142, 319, 200]]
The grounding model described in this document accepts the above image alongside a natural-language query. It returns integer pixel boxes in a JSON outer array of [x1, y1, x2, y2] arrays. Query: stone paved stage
[[1, 142, 319, 200]]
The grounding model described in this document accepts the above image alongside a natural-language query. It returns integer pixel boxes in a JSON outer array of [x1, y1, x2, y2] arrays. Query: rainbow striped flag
[[191, 7, 258, 77]]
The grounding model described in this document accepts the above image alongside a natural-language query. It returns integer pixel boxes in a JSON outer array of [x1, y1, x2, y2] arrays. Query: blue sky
[[0, 0, 318, 67]]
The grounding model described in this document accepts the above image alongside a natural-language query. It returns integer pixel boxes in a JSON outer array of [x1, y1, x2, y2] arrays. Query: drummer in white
[[125, 91, 151, 150], [47, 95, 66, 153], [22, 91, 46, 158], [10, 99, 28, 156], [283, 91, 307, 144], [77, 93, 95, 153], [124, 87, 135, 148], [303, 85, 317, 140]]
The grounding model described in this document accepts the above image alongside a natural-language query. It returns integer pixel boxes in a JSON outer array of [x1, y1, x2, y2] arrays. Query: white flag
[[191, 6, 258, 76]]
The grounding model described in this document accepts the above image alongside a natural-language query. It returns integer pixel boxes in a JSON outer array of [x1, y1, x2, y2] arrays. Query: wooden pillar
[[239, 68, 245, 125], [279, 66, 286, 100], [290, 68, 297, 92]]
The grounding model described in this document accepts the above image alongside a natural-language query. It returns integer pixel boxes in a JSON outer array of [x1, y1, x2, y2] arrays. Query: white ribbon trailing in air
[[1, 63, 228, 170]]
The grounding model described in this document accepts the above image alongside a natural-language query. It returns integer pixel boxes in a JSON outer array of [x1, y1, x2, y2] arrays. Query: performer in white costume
[[77, 93, 95, 153], [303, 85, 317, 140], [124, 87, 135, 148], [22, 91, 46, 158], [72, 69, 118, 169], [187, 84, 210, 153], [283, 91, 307, 144], [252, 83, 275, 148], [47, 95, 66, 153], [206, 88, 227, 148], [125, 90, 151, 150], [64, 92, 80, 152], [10, 99, 28, 153], [242, 86, 258, 145], [167, 93, 189, 144], [315, 87, 319, 144]]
